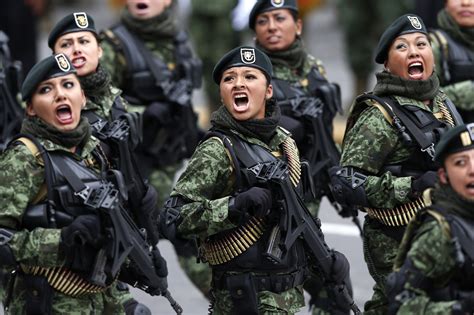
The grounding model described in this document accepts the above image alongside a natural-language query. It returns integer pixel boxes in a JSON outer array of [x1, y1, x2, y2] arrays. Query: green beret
[[375, 14, 427, 64], [48, 12, 97, 48], [249, 0, 299, 30], [434, 123, 474, 163], [21, 54, 77, 101], [212, 46, 273, 84]]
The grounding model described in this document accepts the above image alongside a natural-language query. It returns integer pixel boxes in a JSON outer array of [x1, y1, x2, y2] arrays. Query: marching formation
[[0, 0, 473, 315]]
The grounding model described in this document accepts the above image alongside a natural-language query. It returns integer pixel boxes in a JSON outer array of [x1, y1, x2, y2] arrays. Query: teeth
[[235, 94, 246, 98], [409, 62, 422, 67]]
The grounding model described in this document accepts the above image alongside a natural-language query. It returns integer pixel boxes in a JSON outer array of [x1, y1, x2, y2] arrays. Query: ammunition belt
[[21, 265, 108, 297], [202, 217, 266, 266], [365, 196, 426, 227]]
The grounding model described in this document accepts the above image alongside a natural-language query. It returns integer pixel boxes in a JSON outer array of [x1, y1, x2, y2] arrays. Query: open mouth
[[56, 104, 73, 124], [408, 62, 424, 80], [72, 57, 86, 68], [136, 3, 149, 10], [233, 93, 249, 113]]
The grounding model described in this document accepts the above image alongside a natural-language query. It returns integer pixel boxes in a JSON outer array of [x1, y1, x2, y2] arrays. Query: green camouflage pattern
[[148, 163, 181, 208], [212, 286, 305, 314], [0, 135, 127, 314], [340, 92, 452, 314], [430, 36, 474, 111], [189, 0, 240, 112], [83, 84, 129, 118], [172, 127, 305, 312], [335, 0, 413, 90], [391, 217, 458, 314]]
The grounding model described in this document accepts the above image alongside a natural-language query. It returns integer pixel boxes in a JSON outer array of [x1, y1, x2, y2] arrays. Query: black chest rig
[[271, 67, 342, 199], [430, 29, 474, 84], [202, 129, 307, 273], [354, 94, 463, 176], [19, 136, 110, 230], [103, 24, 201, 106]]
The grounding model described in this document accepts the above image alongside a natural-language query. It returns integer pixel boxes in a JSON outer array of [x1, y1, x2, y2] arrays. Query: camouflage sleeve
[[441, 80, 474, 111], [0, 144, 63, 267], [173, 137, 237, 239], [100, 39, 127, 88], [341, 106, 412, 208], [397, 221, 458, 314]]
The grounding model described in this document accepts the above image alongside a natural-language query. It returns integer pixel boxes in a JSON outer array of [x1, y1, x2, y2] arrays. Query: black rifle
[[83, 182, 183, 314], [0, 31, 23, 152], [94, 117, 160, 245], [288, 96, 363, 234], [248, 159, 361, 315]]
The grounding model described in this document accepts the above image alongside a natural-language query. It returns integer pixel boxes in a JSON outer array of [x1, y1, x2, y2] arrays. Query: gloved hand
[[151, 247, 168, 295], [119, 112, 143, 149], [143, 102, 171, 125], [123, 298, 152, 315], [411, 171, 438, 195], [228, 187, 273, 224], [60, 214, 103, 272], [138, 184, 160, 245], [329, 250, 351, 285]]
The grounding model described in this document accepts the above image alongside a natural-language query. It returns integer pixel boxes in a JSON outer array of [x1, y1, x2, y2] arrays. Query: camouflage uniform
[[387, 185, 474, 314], [0, 134, 124, 315], [339, 90, 458, 314], [189, 0, 240, 113], [429, 9, 474, 122], [335, 0, 414, 95], [170, 126, 306, 314], [99, 5, 211, 298]]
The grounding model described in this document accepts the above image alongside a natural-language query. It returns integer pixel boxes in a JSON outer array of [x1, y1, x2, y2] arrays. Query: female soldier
[[329, 14, 463, 315], [386, 123, 474, 314], [249, 1, 353, 314], [0, 54, 127, 314], [161, 46, 353, 314], [48, 13, 155, 314], [430, 0, 474, 122]]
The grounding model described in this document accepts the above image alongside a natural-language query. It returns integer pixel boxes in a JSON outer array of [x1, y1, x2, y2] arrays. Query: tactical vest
[[430, 29, 474, 85], [102, 25, 201, 106], [202, 129, 307, 273], [350, 94, 462, 175], [271, 67, 342, 198]]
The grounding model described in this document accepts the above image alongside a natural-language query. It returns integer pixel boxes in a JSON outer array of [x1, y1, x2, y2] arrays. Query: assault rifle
[[248, 159, 361, 315], [287, 95, 362, 234], [93, 116, 160, 245], [0, 31, 23, 152], [83, 182, 182, 314]]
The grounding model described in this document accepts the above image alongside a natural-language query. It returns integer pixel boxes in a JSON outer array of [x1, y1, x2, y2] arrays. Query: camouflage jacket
[[172, 127, 292, 240], [340, 92, 449, 209], [272, 54, 327, 87], [0, 135, 99, 267], [83, 83, 129, 120], [430, 30, 474, 111]]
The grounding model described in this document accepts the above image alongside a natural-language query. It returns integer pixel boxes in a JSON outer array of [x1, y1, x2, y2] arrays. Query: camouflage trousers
[[362, 217, 401, 315], [210, 285, 305, 314], [5, 274, 126, 315]]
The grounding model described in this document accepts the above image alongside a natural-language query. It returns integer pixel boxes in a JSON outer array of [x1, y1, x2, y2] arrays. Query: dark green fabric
[[373, 71, 440, 101], [432, 183, 474, 220], [438, 9, 474, 49], [21, 116, 91, 149], [120, 6, 177, 41], [210, 99, 281, 144], [257, 36, 307, 72], [78, 64, 111, 98]]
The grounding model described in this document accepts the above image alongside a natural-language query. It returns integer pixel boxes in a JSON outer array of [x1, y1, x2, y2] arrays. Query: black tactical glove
[[123, 299, 152, 315], [60, 214, 103, 272], [143, 101, 171, 125], [329, 250, 351, 285], [119, 112, 143, 149], [228, 187, 273, 224], [329, 166, 369, 207], [139, 184, 160, 244], [411, 171, 438, 195]]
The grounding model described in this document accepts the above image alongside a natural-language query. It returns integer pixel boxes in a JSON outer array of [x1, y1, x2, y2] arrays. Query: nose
[[268, 17, 276, 30], [408, 45, 420, 58], [234, 75, 245, 87], [55, 86, 67, 102], [461, 0, 472, 6], [72, 41, 81, 54]]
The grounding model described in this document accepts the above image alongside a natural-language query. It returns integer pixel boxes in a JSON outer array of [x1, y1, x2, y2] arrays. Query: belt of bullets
[[365, 196, 426, 226], [282, 137, 301, 187], [438, 102, 455, 127], [202, 217, 266, 265], [21, 265, 107, 297]]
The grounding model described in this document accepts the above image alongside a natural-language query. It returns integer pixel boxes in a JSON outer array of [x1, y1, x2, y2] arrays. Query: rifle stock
[[249, 160, 361, 315]]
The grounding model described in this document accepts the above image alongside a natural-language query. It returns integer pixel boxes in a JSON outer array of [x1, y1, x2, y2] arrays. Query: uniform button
[[237, 289, 243, 296]]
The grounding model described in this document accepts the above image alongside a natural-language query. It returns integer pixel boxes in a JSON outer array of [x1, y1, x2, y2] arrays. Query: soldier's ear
[[26, 102, 36, 117], [438, 167, 449, 184]]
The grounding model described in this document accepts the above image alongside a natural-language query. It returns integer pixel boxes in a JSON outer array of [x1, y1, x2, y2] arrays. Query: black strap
[[357, 94, 437, 159], [52, 156, 90, 200]]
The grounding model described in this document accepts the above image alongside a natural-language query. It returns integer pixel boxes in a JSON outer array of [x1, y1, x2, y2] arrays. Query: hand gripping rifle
[[248, 159, 361, 315], [82, 182, 183, 314]]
